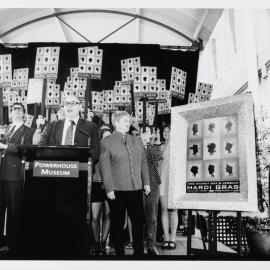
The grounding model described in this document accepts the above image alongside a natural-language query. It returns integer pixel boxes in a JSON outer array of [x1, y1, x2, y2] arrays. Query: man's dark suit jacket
[[38, 118, 100, 164], [0, 124, 35, 181]]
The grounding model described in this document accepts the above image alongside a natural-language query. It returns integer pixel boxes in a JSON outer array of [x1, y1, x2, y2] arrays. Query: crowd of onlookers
[[0, 95, 189, 256]]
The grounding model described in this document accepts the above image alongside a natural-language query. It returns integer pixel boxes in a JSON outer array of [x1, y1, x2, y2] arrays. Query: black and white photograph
[[0, 2, 270, 267]]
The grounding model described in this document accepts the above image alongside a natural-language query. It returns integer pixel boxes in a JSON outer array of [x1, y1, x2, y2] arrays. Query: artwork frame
[[169, 93, 257, 211]]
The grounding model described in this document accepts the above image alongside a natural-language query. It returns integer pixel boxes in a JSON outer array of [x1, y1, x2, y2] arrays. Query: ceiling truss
[[0, 9, 203, 51]]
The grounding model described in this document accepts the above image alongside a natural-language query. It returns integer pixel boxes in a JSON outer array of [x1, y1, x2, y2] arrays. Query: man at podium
[[37, 95, 100, 162], [32, 94, 100, 257]]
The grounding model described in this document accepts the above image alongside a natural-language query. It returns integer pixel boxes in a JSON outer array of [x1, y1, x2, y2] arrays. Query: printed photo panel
[[221, 116, 238, 136], [221, 158, 239, 181], [203, 117, 221, 138], [221, 136, 239, 159], [187, 160, 203, 182], [203, 159, 221, 181], [187, 140, 203, 160], [203, 137, 221, 160], [188, 120, 203, 140]]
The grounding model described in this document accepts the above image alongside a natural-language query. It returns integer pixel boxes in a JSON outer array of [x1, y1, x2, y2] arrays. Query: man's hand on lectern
[[107, 191, 115, 200]]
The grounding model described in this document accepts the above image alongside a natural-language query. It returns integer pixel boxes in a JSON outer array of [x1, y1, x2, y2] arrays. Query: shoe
[[168, 241, 176, 250], [0, 246, 10, 254], [161, 241, 170, 249], [91, 243, 100, 256], [124, 241, 133, 249], [147, 247, 159, 256]]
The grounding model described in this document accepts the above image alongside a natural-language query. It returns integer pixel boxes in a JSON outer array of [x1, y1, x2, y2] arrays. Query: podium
[[17, 145, 92, 259]]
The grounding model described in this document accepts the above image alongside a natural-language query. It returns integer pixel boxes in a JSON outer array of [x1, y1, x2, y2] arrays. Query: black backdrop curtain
[[0, 43, 199, 125]]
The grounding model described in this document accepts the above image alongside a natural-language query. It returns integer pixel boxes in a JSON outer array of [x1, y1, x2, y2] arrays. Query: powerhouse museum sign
[[33, 160, 79, 178]]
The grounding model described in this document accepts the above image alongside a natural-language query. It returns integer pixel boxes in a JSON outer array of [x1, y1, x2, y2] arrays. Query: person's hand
[[107, 191, 115, 200], [150, 132, 159, 145], [0, 142, 8, 150], [0, 126, 5, 136], [36, 115, 45, 128], [144, 185, 151, 196], [152, 128, 161, 145], [130, 116, 140, 131]]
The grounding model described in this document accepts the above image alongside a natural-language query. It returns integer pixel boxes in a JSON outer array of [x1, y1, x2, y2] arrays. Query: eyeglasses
[[12, 107, 24, 112], [64, 102, 80, 107]]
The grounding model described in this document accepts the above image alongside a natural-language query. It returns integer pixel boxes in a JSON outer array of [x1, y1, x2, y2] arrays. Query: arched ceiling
[[0, 8, 223, 49]]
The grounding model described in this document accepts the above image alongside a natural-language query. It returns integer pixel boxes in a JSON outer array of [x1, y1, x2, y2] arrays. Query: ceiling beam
[[55, 15, 91, 43], [136, 8, 141, 43], [98, 17, 137, 43], [52, 8, 69, 42], [0, 9, 200, 48], [193, 9, 209, 40]]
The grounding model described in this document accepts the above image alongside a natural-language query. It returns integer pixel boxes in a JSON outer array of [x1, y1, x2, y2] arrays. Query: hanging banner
[[169, 93, 257, 211]]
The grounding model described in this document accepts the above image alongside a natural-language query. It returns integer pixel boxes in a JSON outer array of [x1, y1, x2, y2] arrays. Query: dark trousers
[[145, 182, 160, 248], [108, 190, 144, 256], [0, 181, 23, 250]]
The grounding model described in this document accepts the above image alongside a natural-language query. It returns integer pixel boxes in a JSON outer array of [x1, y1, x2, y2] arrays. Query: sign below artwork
[[186, 181, 240, 193], [77, 73, 101, 79], [33, 160, 79, 178], [134, 93, 157, 98]]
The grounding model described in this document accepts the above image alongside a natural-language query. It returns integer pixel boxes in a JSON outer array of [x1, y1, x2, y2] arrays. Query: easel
[[187, 210, 244, 257]]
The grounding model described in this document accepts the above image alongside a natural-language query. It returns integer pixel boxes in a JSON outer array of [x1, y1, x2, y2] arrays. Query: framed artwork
[[169, 93, 257, 211]]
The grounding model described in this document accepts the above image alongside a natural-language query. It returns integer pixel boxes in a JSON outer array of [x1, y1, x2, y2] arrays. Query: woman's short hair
[[111, 111, 130, 127]]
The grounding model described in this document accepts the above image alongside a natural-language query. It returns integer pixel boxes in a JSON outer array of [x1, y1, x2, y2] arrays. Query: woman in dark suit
[[99, 111, 150, 256]]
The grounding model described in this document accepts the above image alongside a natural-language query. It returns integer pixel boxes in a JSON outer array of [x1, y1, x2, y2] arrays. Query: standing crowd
[[0, 95, 182, 257]]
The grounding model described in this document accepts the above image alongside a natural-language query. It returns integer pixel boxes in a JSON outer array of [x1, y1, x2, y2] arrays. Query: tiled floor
[[105, 230, 236, 256]]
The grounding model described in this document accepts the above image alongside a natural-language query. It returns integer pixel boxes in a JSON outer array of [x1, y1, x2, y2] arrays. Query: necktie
[[64, 120, 75, 145], [123, 134, 127, 145], [5, 125, 16, 143]]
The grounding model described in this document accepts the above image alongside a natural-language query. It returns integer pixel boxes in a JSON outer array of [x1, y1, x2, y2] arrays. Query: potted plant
[[244, 107, 270, 256]]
